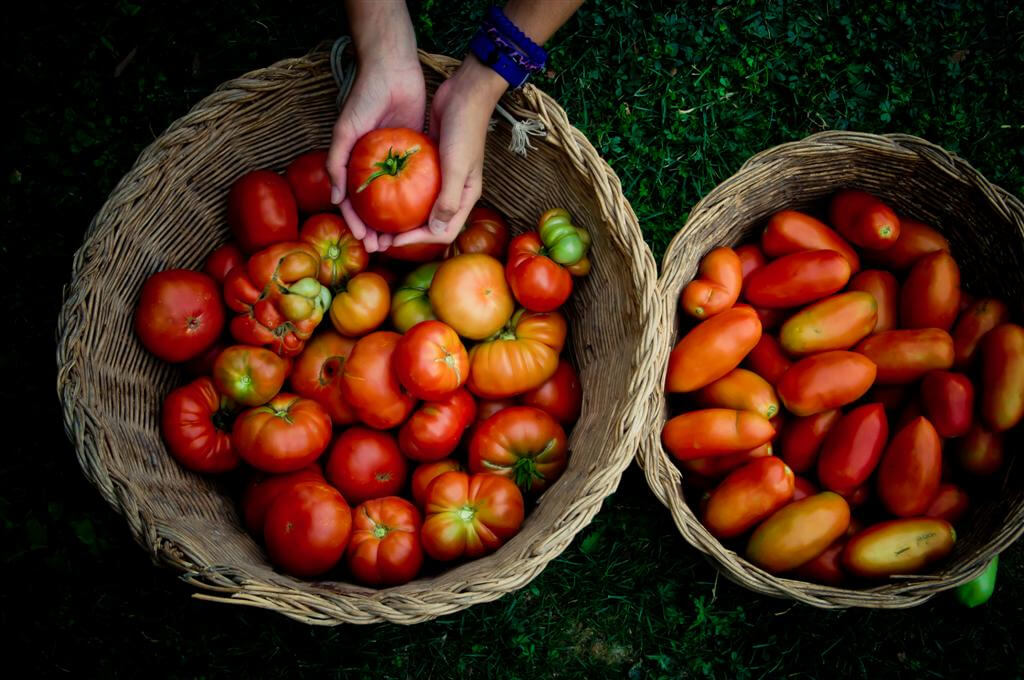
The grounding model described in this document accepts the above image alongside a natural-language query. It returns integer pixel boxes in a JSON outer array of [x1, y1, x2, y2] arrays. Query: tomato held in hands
[[520, 359, 583, 426], [241, 464, 325, 535], [980, 324, 1024, 432], [829, 190, 900, 249], [329, 271, 390, 337], [411, 459, 464, 507], [394, 321, 469, 400], [744, 250, 852, 308], [877, 416, 942, 517], [506, 232, 574, 312], [743, 334, 792, 386], [863, 218, 949, 270], [286, 150, 334, 214], [900, 251, 960, 330], [847, 269, 899, 334], [347, 497, 424, 586], [399, 388, 476, 462], [326, 427, 407, 505], [681, 247, 742, 319], [761, 210, 860, 272], [467, 309, 566, 399], [925, 483, 970, 524], [212, 344, 288, 406], [342, 331, 416, 430], [780, 291, 877, 355], [842, 518, 955, 579], [421, 472, 525, 561], [920, 371, 974, 438], [391, 262, 438, 333], [704, 457, 795, 539], [264, 481, 351, 578], [135, 269, 225, 362], [953, 298, 1009, 367], [957, 423, 1004, 476], [469, 406, 569, 493], [203, 243, 245, 283], [745, 492, 850, 573], [666, 305, 762, 392], [776, 351, 877, 416], [161, 377, 238, 473], [697, 368, 779, 420], [816, 404, 888, 496], [855, 329, 954, 383], [662, 409, 775, 460], [778, 410, 840, 474], [228, 170, 299, 253], [430, 254, 515, 340], [447, 205, 510, 258], [232, 394, 332, 473], [299, 213, 368, 288], [290, 330, 357, 425]]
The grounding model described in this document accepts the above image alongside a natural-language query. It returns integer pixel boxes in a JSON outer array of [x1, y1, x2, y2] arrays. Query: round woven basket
[[639, 130, 1024, 608], [55, 48, 658, 625]]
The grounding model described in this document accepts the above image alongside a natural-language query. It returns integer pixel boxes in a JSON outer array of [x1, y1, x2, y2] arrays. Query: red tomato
[[299, 213, 368, 288], [793, 538, 847, 586], [520, 359, 583, 426], [346, 497, 423, 586], [394, 321, 469, 400], [980, 324, 1024, 432], [476, 398, 519, 423], [855, 329, 954, 383], [753, 306, 787, 331], [469, 406, 568, 493], [847, 269, 899, 334], [160, 377, 238, 473], [697, 368, 779, 420], [399, 388, 475, 462], [816, 404, 888, 496], [264, 481, 351, 577], [743, 334, 792, 386], [778, 410, 840, 474], [678, 443, 773, 479], [920, 371, 974, 438], [779, 291, 877, 355], [840, 484, 872, 508], [184, 336, 230, 378], [662, 409, 775, 460], [895, 396, 924, 430], [325, 427, 407, 505], [746, 492, 850, 573], [925, 483, 970, 524], [447, 205, 510, 258], [864, 384, 909, 413], [342, 331, 416, 430], [232, 394, 332, 473], [953, 298, 1009, 367], [842, 518, 955, 579], [228, 170, 299, 253], [347, 128, 440, 233], [877, 416, 942, 517], [792, 475, 819, 502], [900, 251, 960, 330], [829, 190, 900, 249], [735, 244, 767, 282], [285, 150, 333, 214], [681, 247, 742, 319], [430, 254, 515, 340], [212, 344, 288, 407], [776, 351, 877, 416], [241, 465, 325, 535], [744, 250, 851, 308], [666, 306, 762, 392], [203, 243, 245, 283], [384, 242, 447, 262], [420, 472, 525, 561], [134, 269, 225, 362], [506, 232, 574, 312], [957, 423, 1004, 476], [863, 218, 950, 270], [761, 210, 860, 271], [467, 309, 566, 399], [704, 457, 795, 538], [411, 459, 464, 508], [289, 330, 357, 425]]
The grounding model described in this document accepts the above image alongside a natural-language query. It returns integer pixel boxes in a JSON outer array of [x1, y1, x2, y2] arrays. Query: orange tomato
[[920, 370, 974, 438], [665, 306, 762, 392], [394, 320, 470, 400], [743, 333, 792, 386], [842, 518, 955, 579], [953, 298, 1009, 367], [746, 492, 850, 573], [696, 368, 779, 419], [329, 272, 390, 337], [761, 210, 860, 271], [678, 442, 773, 479], [957, 423, 1005, 476], [780, 291, 877, 355], [855, 328, 954, 383], [776, 351, 877, 416], [744, 250, 852, 308], [900, 251, 960, 330], [778, 410, 840, 474], [735, 244, 767, 282], [289, 330, 357, 425], [341, 331, 417, 430], [980, 323, 1024, 432], [430, 254, 514, 340], [829, 190, 901, 249], [925, 483, 970, 524], [467, 309, 566, 399], [681, 247, 743, 319], [704, 457, 795, 538], [863, 217, 950, 270], [847, 269, 899, 333], [816, 403, 889, 496], [877, 416, 943, 517], [661, 409, 775, 461]]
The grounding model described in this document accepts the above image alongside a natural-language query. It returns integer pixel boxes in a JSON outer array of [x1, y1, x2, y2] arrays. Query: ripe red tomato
[[476, 398, 519, 423], [745, 492, 850, 573], [666, 305, 762, 392], [900, 251, 960, 330], [841, 518, 955, 579], [792, 475, 819, 502], [447, 205, 510, 258], [228, 170, 299, 253], [925, 483, 970, 524], [957, 423, 1005, 476], [411, 459, 464, 508], [662, 408, 775, 460], [520, 359, 583, 426], [469, 406, 568, 493], [212, 344, 288, 407], [680, 247, 742, 319], [980, 323, 1024, 432], [394, 321, 469, 400], [952, 298, 1009, 367], [347, 497, 423, 586], [203, 243, 245, 283], [160, 377, 238, 473], [778, 410, 840, 474], [855, 329, 954, 384], [430, 254, 515, 340], [761, 210, 860, 272], [241, 465, 325, 535], [743, 250, 851, 308], [793, 538, 847, 585], [384, 242, 447, 262], [704, 457, 795, 539], [506, 232, 574, 312], [816, 403, 888, 496], [467, 309, 566, 398], [847, 269, 899, 334], [134, 269, 225, 362], [678, 442, 773, 480], [863, 217, 949, 270], [742, 333, 792, 386], [735, 243, 767, 282], [347, 127, 440, 233], [184, 336, 230, 378], [289, 330, 357, 425], [399, 388, 476, 462], [341, 331, 416, 429], [877, 416, 942, 517], [325, 427, 407, 505], [232, 394, 332, 473], [920, 370, 974, 438], [299, 213, 368, 288], [776, 351, 877, 416], [285, 150, 334, 213], [264, 481, 352, 577], [421, 472, 525, 561], [829, 190, 901, 249]]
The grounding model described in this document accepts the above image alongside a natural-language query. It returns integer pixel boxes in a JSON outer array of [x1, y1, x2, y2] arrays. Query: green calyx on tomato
[[538, 208, 591, 266], [259, 396, 299, 424], [456, 505, 477, 523], [356, 145, 422, 193], [489, 309, 528, 342], [504, 439, 557, 491]]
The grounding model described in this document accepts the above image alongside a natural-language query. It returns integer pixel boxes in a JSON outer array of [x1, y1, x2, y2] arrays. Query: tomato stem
[[355, 145, 421, 193]]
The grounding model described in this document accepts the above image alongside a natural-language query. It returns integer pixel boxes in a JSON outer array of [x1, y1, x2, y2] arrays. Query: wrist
[[456, 54, 509, 106], [350, 2, 418, 67]]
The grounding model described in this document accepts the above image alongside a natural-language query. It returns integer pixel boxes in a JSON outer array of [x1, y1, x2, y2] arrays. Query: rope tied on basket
[[329, 36, 546, 157]]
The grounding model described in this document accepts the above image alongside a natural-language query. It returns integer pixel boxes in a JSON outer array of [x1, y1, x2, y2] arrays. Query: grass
[[6, 0, 1024, 676]]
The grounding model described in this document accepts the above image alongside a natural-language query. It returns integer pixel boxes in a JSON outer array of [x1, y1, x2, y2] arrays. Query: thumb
[[326, 120, 357, 205], [429, 151, 468, 235]]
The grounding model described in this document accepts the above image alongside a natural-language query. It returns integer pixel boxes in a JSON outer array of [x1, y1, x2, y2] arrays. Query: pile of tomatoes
[[663, 190, 1023, 585], [135, 128, 591, 585]]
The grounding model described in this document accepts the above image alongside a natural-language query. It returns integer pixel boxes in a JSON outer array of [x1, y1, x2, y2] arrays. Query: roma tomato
[[829, 190, 900, 249], [780, 291, 877, 355], [925, 483, 970, 524], [467, 309, 566, 399], [203, 243, 244, 283], [953, 298, 1009, 367], [212, 344, 288, 406], [469, 406, 568, 493], [342, 331, 416, 430], [232, 394, 332, 473], [704, 457, 795, 539], [681, 247, 742, 319], [135, 269, 225, 362], [299, 213, 368, 288], [792, 475, 819, 501], [161, 377, 238, 473], [957, 423, 1005, 476], [778, 410, 840, 474], [744, 250, 851, 309], [421, 472, 525, 561], [520, 359, 583, 426], [980, 324, 1024, 432], [776, 351, 877, 416], [753, 306, 786, 331], [290, 330, 357, 425], [666, 305, 762, 392], [383, 242, 447, 263], [863, 218, 949, 270], [347, 127, 440, 233], [864, 384, 909, 413], [697, 368, 779, 420], [793, 538, 847, 585], [743, 334, 792, 386], [264, 481, 351, 577], [847, 270, 899, 334], [506, 232, 573, 312], [745, 492, 850, 573], [920, 371, 974, 438], [328, 271, 390, 337], [447, 205, 510, 258], [285, 150, 333, 213], [842, 518, 955, 579], [761, 210, 860, 272], [661, 409, 775, 461], [855, 329, 954, 383], [391, 262, 438, 333], [877, 416, 942, 517], [347, 497, 423, 586], [816, 404, 888, 496], [399, 388, 476, 462], [900, 251, 960, 330], [735, 244, 767, 282], [430, 254, 514, 340], [326, 427, 407, 504], [241, 464, 325, 535], [411, 459, 464, 508], [394, 321, 469, 400], [678, 443, 773, 479], [228, 170, 299, 253]]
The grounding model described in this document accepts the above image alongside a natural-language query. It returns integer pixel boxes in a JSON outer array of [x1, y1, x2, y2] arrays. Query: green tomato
[[391, 262, 439, 333], [954, 554, 998, 608], [539, 208, 588, 266]]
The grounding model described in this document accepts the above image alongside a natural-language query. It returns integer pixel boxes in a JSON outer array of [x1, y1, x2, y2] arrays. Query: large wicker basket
[[55, 49, 658, 625], [639, 131, 1024, 608]]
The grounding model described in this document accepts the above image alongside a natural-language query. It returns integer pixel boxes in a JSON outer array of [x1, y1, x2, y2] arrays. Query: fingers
[[377, 233, 394, 251], [429, 144, 472, 236], [339, 199, 367, 240], [327, 118, 357, 205]]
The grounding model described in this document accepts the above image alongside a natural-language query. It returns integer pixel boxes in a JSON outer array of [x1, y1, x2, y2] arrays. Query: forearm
[[503, 0, 584, 45], [345, 0, 418, 65]]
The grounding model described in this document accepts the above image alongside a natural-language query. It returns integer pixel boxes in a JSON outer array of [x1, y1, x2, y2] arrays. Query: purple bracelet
[[469, 6, 548, 88]]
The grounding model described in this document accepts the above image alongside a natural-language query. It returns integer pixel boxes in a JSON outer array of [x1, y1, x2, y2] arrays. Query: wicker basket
[[55, 49, 658, 625], [639, 131, 1024, 608]]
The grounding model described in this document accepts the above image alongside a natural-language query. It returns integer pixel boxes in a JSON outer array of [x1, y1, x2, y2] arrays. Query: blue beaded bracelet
[[469, 6, 548, 89]]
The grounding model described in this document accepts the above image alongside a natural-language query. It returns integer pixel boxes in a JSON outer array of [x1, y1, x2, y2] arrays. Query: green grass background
[[6, 0, 1024, 676]]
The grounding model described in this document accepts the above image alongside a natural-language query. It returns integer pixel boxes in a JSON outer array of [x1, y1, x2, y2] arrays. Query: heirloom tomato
[[264, 481, 351, 577], [391, 262, 438, 333], [384, 242, 447, 262], [506, 232, 573, 312], [289, 330, 357, 425], [232, 394, 332, 473], [329, 271, 390, 337], [160, 377, 238, 473], [447, 205, 510, 258], [469, 406, 568, 493], [411, 459, 464, 508], [394, 320, 469, 400], [228, 170, 299, 253], [520, 359, 583, 426], [285, 150, 333, 214], [399, 388, 476, 462], [135, 269, 225, 362], [326, 427, 407, 504], [430, 254, 514, 340], [347, 497, 423, 586], [537, 208, 591, 266], [241, 464, 325, 535], [342, 331, 416, 430], [203, 243, 244, 283], [467, 309, 566, 399], [299, 213, 368, 288], [420, 472, 525, 561], [212, 344, 288, 407]]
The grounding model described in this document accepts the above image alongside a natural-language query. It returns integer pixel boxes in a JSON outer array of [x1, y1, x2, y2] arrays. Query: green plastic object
[[954, 555, 998, 608]]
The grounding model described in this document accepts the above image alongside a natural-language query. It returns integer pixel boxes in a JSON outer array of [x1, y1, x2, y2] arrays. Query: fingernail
[[330, 186, 342, 204], [429, 218, 448, 234]]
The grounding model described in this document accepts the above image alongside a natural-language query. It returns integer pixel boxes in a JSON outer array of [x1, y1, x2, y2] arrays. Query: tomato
[[391, 262, 438, 333], [829, 190, 901, 249], [953, 298, 1009, 367], [184, 336, 230, 378], [780, 291, 877, 355], [847, 270, 898, 334], [925, 483, 970, 524], [289, 330, 357, 425], [841, 484, 872, 508], [160, 377, 238, 473], [816, 404, 888, 496], [920, 370, 974, 438], [864, 385, 909, 413], [666, 306, 762, 392], [955, 556, 998, 608], [778, 409, 839, 473], [467, 309, 566, 398], [566, 257, 591, 277], [203, 242, 245, 283], [761, 210, 860, 272], [743, 333, 792, 386], [411, 459, 464, 507], [520, 359, 582, 426], [793, 538, 847, 585], [957, 423, 1005, 476], [233, 394, 332, 473], [877, 416, 942, 517], [325, 427, 407, 504], [430, 254, 515, 340], [347, 497, 423, 586], [681, 247, 742, 319], [792, 475, 819, 502], [753, 306, 786, 331], [399, 388, 475, 461], [696, 368, 779, 420], [134, 269, 225, 362], [264, 481, 351, 577], [394, 321, 469, 400], [299, 213, 368, 288], [537, 208, 591, 266], [679, 443, 773, 479], [420, 471, 525, 560], [469, 406, 568, 493], [662, 409, 775, 461], [863, 217, 950, 270], [900, 251, 961, 330], [212, 344, 288, 406], [895, 396, 925, 430], [776, 351, 877, 416], [328, 271, 390, 337], [744, 250, 852, 308], [476, 398, 519, 423], [228, 170, 299, 253], [855, 328, 954, 383], [241, 464, 325, 535], [735, 244, 767, 282], [506, 232, 573, 312], [285, 150, 333, 214], [347, 127, 440, 233], [704, 457, 795, 539], [384, 242, 447, 263], [842, 518, 955, 579], [746, 492, 850, 573], [342, 331, 416, 429], [447, 205, 510, 258], [980, 323, 1024, 432]]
